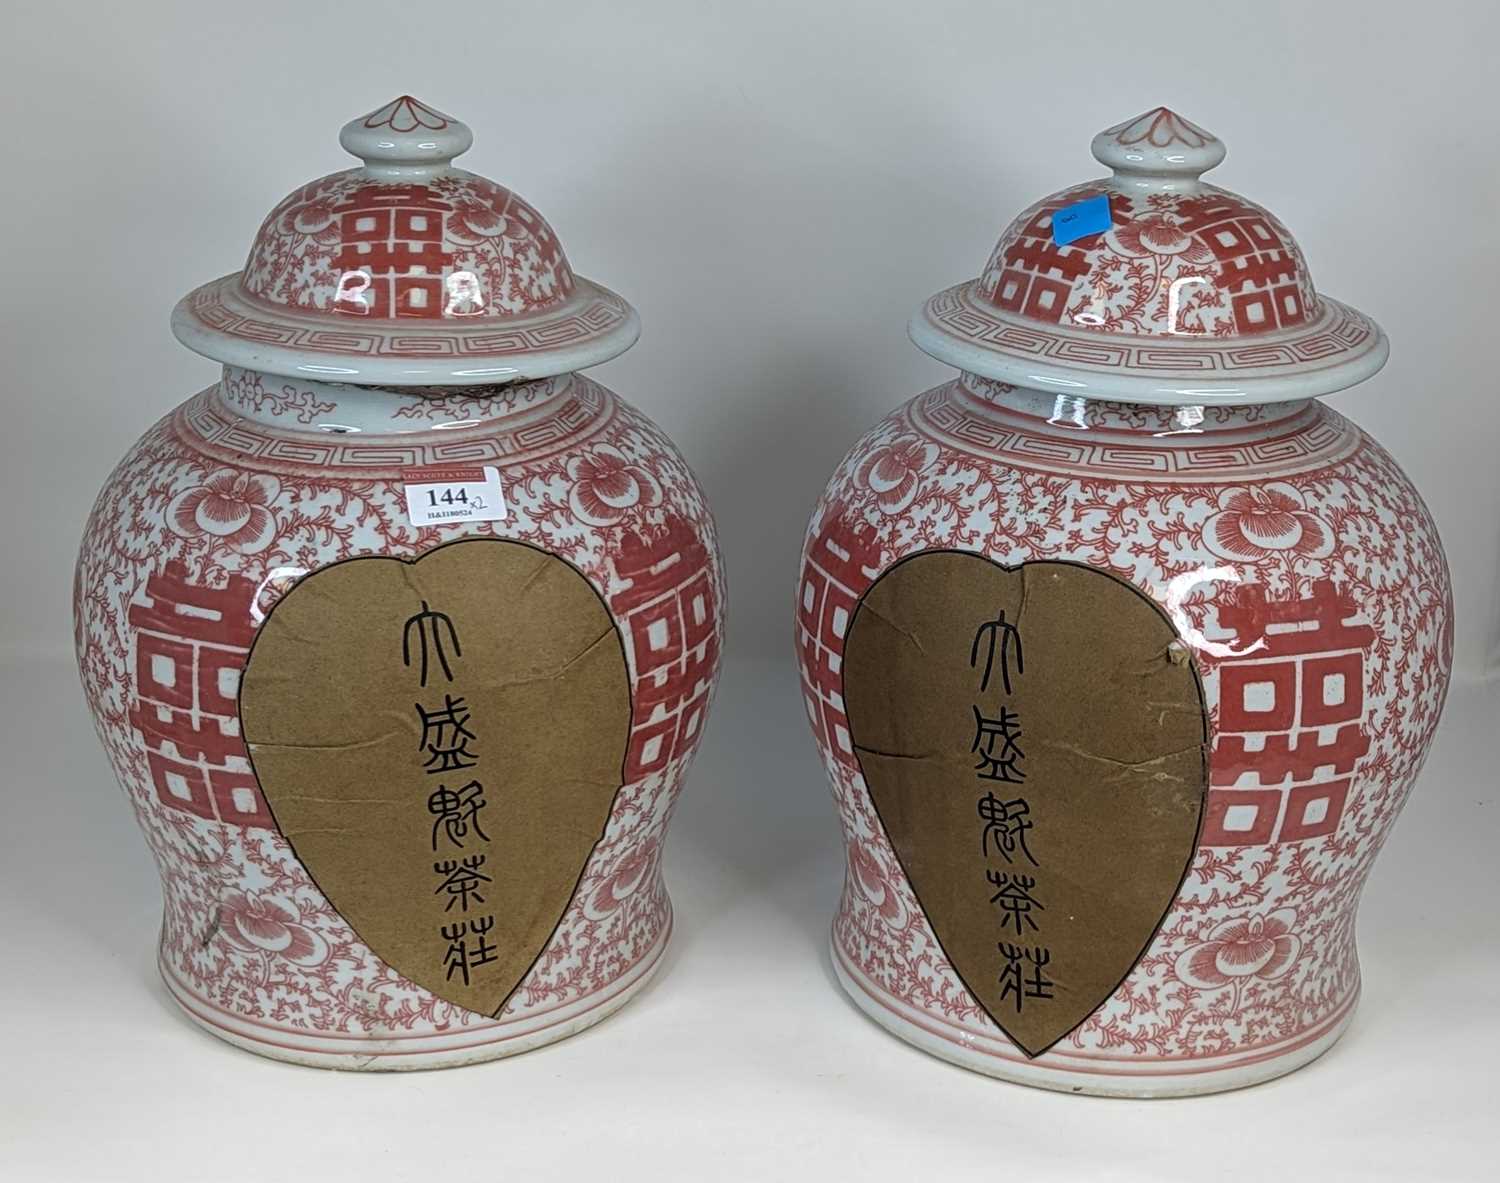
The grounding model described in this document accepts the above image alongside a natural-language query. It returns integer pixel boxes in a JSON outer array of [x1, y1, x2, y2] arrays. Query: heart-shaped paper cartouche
[[842, 553, 1207, 1057], [239, 538, 631, 1017]]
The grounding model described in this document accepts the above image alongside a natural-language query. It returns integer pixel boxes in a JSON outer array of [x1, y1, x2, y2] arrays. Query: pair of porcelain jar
[[75, 98, 1452, 1097]]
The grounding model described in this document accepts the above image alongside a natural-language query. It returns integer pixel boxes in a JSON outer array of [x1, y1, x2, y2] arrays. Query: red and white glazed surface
[[243, 170, 573, 320], [977, 183, 1314, 339], [979, 108, 1314, 341], [170, 97, 639, 387], [909, 108, 1386, 406], [797, 374, 1451, 1095], [243, 95, 572, 322], [74, 371, 723, 1067]]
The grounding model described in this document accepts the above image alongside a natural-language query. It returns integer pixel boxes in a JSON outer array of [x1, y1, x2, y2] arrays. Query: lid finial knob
[[1091, 107, 1226, 193], [339, 96, 474, 178]]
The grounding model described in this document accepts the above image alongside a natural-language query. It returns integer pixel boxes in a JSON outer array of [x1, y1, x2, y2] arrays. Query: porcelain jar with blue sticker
[[795, 107, 1451, 1096], [74, 97, 724, 1069]]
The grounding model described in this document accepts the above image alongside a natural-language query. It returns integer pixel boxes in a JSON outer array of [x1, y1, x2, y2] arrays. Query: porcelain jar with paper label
[[796, 108, 1452, 1097], [74, 97, 724, 1069]]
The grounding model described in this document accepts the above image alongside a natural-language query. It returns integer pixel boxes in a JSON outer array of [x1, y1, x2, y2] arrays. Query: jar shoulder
[[810, 386, 1446, 593], [75, 376, 724, 659]]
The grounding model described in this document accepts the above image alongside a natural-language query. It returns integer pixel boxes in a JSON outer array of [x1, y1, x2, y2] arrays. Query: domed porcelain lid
[[909, 107, 1387, 405], [172, 96, 638, 385]]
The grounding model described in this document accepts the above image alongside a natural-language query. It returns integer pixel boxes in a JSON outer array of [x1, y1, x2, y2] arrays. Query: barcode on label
[[402, 466, 507, 526]]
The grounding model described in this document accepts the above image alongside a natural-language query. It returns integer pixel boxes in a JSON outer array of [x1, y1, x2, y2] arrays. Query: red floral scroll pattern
[[220, 369, 337, 424], [75, 376, 723, 1039], [241, 170, 575, 319], [388, 375, 568, 423], [978, 182, 1317, 338], [797, 377, 1451, 1067]]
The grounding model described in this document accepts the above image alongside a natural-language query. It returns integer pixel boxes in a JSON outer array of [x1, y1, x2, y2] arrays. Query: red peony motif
[[447, 193, 509, 245], [438, 176, 515, 245], [1202, 482, 1334, 561], [847, 839, 907, 926], [1109, 211, 1213, 262], [219, 890, 331, 967], [566, 445, 662, 526], [1175, 908, 1302, 995], [856, 436, 939, 514], [273, 180, 344, 242], [166, 469, 282, 554], [584, 844, 659, 920]]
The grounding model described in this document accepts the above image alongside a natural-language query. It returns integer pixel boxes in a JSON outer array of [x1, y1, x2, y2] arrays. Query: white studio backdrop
[[2, 0, 1496, 678]]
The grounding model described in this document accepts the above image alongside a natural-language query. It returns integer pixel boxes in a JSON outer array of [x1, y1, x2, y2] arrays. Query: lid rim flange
[[171, 273, 641, 387], [908, 284, 1388, 408]]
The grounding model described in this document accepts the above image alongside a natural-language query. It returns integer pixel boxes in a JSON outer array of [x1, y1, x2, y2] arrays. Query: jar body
[[75, 368, 723, 1069], [796, 374, 1451, 1097]]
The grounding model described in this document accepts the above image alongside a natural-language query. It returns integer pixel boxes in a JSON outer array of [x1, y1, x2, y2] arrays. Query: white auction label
[[401, 466, 508, 525]]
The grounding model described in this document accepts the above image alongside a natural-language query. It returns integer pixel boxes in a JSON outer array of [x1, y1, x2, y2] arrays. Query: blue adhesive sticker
[[1051, 194, 1111, 246]]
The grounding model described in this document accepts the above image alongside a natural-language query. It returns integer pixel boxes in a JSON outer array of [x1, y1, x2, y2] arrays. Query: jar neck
[[956, 372, 1314, 438], [214, 365, 575, 435]]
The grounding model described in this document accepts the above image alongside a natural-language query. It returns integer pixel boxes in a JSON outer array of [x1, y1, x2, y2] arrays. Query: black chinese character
[[403, 600, 462, 688], [428, 780, 490, 850], [416, 694, 478, 774], [978, 793, 1037, 866], [433, 854, 492, 913], [987, 871, 1044, 935], [998, 943, 1054, 1012], [973, 705, 1025, 783], [441, 916, 499, 985], [971, 608, 1023, 696]]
